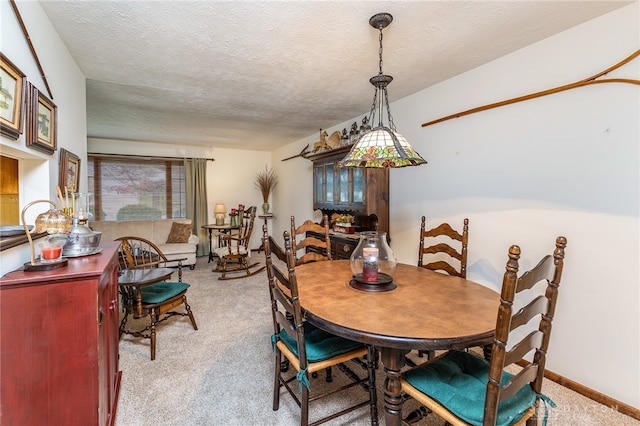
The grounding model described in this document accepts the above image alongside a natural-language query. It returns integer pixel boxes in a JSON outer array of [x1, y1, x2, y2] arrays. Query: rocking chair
[[213, 205, 266, 280]]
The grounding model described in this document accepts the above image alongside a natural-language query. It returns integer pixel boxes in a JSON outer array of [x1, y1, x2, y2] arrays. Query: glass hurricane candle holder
[[38, 238, 66, 263], [349, 231, 397, 292]]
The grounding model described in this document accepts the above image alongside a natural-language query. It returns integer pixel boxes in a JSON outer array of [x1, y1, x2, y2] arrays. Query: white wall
[[274, 3, 639, 408], [1, 0, 87, 274], [88, 138, 272, 248]]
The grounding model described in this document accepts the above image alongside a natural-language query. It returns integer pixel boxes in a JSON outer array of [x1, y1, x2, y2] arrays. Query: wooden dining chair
[[415, 216, 471, 361], [115, 236, 198, 360], [418, 216, 469, 278], [213, 205, 266, 280], [400, 236, 567, 426], [290, 215, 332, 265], [264, 228, 378, 426]]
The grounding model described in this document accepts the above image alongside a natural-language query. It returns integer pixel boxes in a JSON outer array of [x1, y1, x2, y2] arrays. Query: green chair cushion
[[140, 281, 190, 304], [404, 350, 537, 426], [279, 322, 364, 363]]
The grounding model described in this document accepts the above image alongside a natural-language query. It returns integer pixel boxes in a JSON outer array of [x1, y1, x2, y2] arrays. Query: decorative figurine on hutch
[[359, 116, 371, 135], [349, 121, 359, 144], [341, 128, 350, 146]]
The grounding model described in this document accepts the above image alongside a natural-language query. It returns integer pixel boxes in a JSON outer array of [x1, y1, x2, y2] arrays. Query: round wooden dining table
[[294, 260, 500, 426]]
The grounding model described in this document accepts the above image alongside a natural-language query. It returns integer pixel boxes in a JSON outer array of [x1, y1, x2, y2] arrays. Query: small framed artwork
[[26, 82, 57, 154], [0, 53, 26, 140], [59, 148, 80, 193]]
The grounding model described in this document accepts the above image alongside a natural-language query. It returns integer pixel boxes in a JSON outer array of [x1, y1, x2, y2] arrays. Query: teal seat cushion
[[140, 281, 190, 304], [404, 350, 537, 426], [278, 322, 364, 363]]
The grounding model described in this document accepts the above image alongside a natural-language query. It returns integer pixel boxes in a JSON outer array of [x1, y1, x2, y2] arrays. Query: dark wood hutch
[[306, 145, 389, 259]]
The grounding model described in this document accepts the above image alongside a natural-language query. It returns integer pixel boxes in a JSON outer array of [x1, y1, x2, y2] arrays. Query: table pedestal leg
[[207, 229, 214, 263], [381, 347, 409, 426]]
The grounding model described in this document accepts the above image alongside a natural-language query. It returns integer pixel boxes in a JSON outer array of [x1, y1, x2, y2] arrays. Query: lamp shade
[[340, 127, 426, 168], [214, 203, 226, 225]]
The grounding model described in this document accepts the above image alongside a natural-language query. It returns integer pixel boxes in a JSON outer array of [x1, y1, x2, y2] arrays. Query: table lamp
[[214, 203, 226, 225], [21, 199, 72, 272]]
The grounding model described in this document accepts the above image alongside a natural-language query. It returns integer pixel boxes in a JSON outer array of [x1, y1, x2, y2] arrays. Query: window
[[88, 155, 185, 221]]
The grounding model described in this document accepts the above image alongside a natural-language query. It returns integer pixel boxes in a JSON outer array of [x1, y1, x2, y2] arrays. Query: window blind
[[88, 154, 185, 221]]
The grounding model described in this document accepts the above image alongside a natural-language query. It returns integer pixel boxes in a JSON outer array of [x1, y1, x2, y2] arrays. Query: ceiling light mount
[[340, 12, 427, 168], [369, 12, 393, 30]]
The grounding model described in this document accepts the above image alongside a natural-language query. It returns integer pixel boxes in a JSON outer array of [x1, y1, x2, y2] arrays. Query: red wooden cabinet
[[0, 242, 122, 426]]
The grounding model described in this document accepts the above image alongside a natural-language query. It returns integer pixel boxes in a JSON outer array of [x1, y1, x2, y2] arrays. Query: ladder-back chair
[[401, 236, 567, 426], [265, 229, 378, 426], [418, 216, 469, 278], [290, 215, 331, 265], [415, 216, 471, 360]]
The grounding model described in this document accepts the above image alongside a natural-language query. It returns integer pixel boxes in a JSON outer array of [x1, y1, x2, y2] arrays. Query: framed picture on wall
[[0, 53, 26, 140], [25, 82, 57, 154], [59, 148, 80, 193]]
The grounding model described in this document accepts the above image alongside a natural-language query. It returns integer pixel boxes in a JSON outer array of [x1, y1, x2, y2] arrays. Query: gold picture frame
[[0, 53, 26, 140], [59, 148, 80, 193], [26, 82, 57, 154]]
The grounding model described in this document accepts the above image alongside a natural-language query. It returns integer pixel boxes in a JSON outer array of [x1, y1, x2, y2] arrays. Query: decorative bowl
[[62, 231, 102, 256]]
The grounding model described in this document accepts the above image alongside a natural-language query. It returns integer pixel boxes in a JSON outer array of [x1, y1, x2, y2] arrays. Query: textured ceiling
[[39, 1, 631, 151]]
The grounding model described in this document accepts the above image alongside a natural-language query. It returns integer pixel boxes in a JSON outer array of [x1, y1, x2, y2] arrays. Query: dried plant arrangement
[[254, 166, 278, 203]]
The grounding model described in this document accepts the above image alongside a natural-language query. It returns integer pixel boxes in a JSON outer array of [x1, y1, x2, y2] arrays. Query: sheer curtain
[[185, 159, 209, 257]]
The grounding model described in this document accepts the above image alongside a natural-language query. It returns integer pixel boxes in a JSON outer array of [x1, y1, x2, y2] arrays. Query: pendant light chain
[[378, 26, 397, 132], [383, 87, 397, 131], [378, 27, 384, 75]]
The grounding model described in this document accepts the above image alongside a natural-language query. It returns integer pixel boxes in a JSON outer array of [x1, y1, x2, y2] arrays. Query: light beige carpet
[[115, 256, 638, 426]]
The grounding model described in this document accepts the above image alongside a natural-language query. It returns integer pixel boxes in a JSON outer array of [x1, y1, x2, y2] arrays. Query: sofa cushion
[[90, 220, 154, 241], [157, 242, 197, 256], [153, 219, 191, 243], [166, 222, 193, 243]]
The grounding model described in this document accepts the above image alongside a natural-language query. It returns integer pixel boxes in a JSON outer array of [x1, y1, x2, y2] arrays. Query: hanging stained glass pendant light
[[340, 13, 427, 168]]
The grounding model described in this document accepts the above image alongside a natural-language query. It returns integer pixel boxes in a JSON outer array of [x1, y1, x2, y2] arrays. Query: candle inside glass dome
[[362, 247, 379, 282]]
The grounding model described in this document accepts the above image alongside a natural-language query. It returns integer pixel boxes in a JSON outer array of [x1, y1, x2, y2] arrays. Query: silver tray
[[62, 247, 103, 258], [0, 225, 33, 237]]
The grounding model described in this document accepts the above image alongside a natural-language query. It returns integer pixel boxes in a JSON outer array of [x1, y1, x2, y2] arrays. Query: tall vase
[[349, 231, 397, 292], [262, 202, 270, 215]]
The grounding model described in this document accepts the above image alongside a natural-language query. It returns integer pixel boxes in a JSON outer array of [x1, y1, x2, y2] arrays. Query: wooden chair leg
[[325, 366, 333, 382], [273, 351, 281, 411], [220, 259, 227, 279], [119, 313, 128, 339], [149, 322, 156, 361], [183, 296, 198, 330], [301, 385, 310, 426], [149, 314, 158, 361]]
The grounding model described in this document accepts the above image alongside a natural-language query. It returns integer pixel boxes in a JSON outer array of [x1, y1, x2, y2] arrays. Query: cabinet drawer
[[333, 239, 356, 260]]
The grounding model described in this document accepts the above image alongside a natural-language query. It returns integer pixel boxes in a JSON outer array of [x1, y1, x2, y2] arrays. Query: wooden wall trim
[[9, 0, 53, 99], [516, 360, 640, 421]]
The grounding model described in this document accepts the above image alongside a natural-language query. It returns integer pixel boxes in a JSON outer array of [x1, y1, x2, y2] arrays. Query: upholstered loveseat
[[90, 219, 199, 269]]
